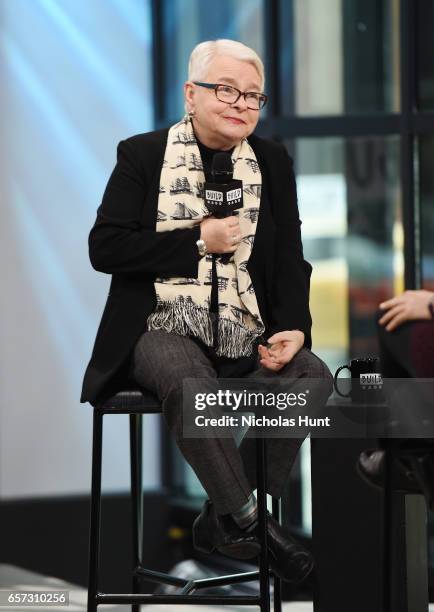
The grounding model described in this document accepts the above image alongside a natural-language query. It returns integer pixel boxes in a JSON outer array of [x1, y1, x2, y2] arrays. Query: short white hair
[[188, 39, 265, 91]]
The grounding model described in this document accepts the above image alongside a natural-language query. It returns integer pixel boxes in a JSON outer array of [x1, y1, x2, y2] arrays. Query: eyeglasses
[[193, 82, 268, 110]]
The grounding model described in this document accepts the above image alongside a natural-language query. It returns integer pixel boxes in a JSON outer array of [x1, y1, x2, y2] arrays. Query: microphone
[[204, 152, 243, 320], [203, 153, 243, 266], [204, 153, 243, 218]]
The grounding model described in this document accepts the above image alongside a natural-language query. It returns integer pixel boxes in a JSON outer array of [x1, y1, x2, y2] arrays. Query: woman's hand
[[199, 215, 241, 254], [378, 290, 434, 331], [258, 330, 305, 371]]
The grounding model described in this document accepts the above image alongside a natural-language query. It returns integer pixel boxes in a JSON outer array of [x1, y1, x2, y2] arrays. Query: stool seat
[[87, 389, 281, 611], [99, 389, 161, 413]]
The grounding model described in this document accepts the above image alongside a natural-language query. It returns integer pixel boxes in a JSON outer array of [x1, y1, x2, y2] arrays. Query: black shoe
[[253, 511, 314, 584], [357, 448, 434, 512], [192, 500, 261, 560], [357, 448, 423, 493]]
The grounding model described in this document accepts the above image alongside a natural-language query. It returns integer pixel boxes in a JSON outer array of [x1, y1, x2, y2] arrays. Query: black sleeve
[[268, 143, 313, 348], [88, 138, 201, 278]]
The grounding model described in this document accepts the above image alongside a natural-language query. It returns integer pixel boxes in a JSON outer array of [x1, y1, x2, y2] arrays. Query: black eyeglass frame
[[193, 81, 268, 110]]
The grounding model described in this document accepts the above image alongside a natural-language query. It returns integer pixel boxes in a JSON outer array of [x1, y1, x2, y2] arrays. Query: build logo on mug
[[334, 357, 383, 404]]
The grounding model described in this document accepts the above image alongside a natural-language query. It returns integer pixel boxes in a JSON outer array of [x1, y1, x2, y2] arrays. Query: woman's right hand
[[199, 215, 242, 254]]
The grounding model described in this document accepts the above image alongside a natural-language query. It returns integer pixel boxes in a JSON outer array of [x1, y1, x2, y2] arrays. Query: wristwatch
[[196, 239, 208, 257]]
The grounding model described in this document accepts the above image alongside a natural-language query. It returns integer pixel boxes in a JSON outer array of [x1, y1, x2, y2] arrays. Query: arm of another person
[[260, 144, 313, 370], [378, 290, 434, 331], [88, 137, 201, 278]]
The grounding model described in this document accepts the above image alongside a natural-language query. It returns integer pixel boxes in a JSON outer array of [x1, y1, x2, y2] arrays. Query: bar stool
[[380, 439, 431, 612], [87, 389, 283, 611]]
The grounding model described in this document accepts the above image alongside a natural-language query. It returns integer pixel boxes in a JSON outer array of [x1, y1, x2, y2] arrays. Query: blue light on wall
[[0, 0, 158, 498]]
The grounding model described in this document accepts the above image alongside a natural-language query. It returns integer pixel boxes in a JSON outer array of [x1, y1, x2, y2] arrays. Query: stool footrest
[[97, 592, 262, 605], [183, 569, 261, 589], [134, 565, 188, 587], [135, 564, 262, 586]]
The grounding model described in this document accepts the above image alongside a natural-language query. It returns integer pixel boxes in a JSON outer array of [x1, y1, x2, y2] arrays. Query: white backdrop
[[0, 0, 160, 498]]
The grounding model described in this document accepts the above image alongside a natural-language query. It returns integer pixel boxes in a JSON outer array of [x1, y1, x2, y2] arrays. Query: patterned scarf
[[146, 115, 265, 358]]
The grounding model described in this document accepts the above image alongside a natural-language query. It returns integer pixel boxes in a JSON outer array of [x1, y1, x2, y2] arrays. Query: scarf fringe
[[147, 298, 214, 347], [216, 317, 264, 358], [146, 298, 264, 358]]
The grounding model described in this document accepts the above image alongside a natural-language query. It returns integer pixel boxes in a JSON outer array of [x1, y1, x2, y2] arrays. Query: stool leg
[[256, 437, 271, 612], [271, 497, 282, 612], [383, 444, 393, 612], [130, 413, 143, 612], [87, 409, 104, 612]]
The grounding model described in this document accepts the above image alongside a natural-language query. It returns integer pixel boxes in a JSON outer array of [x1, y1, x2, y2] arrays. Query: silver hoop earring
[[188, 109, 196, 117]]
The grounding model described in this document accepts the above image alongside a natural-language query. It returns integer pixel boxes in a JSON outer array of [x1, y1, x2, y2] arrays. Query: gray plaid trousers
[[131, 330, 332, 515]]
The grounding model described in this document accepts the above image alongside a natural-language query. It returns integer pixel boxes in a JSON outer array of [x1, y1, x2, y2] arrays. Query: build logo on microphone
[[204, 179, 244, 216]]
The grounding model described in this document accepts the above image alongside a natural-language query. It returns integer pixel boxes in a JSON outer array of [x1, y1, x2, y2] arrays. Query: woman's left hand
[[258, 330, 305, 371]]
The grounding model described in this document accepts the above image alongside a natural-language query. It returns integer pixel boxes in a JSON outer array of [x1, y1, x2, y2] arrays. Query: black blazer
[[81, 128, 312, 406]]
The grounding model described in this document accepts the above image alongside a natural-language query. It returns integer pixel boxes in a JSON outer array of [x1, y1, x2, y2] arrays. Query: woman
[[81, 39, 332, 583]]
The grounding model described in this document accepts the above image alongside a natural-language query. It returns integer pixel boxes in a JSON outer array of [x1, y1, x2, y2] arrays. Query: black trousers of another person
[[131, 330, 333, 515], [377, 312, 434, 447], [377, 312, 434, 378]]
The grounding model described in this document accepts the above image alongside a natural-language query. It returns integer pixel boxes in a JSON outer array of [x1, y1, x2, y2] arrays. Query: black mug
[[334, 357, 383, 404]]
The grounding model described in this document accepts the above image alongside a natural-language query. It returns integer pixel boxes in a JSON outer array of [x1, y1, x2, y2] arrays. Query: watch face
[[197, 240, 207, 256]]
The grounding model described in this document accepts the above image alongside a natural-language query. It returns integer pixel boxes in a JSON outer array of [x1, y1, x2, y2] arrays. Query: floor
[[1, 564, 434, 611], [0, 563, 312, 611]]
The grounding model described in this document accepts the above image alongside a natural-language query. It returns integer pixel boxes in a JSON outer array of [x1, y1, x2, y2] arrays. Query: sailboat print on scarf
[[146, 116, 265, 358]]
